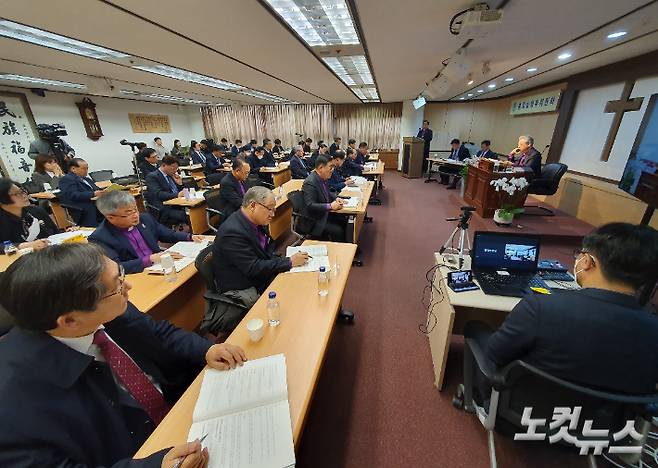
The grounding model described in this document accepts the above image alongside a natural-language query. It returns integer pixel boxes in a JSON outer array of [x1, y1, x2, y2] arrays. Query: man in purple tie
[[508, 135, 542, 178], [0, 243, 246, 467], [218, 157, 251, 220]]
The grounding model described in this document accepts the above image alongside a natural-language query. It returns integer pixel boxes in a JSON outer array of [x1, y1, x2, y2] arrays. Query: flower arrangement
[[489, 176, 529, 223], [459, 157, 480, 178]]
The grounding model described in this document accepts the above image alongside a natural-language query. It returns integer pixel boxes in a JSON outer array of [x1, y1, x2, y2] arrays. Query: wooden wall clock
[[76, 97, 103, 140]]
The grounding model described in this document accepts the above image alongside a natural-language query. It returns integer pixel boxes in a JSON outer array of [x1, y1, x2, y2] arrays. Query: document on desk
[[341, 186, 362, 195], [188, 354, 295, 468], [47, 230, 94, 244], [286, 244, 329, 273], [144, 240, 210, 274], [342, 197, 360, 209], [350, 176, 367, 185]]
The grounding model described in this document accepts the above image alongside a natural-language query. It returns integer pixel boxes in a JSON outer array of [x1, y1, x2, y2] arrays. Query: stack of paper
[[47, 230, 94, 245], [145, 240, 210, 274], [350, 176, 367, 185], [189, 354, 296, 468], [342, 186, 362, 195], [286, 244, 329, 273], [342, 197, 360, 208]]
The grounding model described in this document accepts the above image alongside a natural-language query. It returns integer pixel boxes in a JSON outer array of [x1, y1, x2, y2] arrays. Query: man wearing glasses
[[218, 157, 251, 220], [301, 155, 346, 242], [90, 190, 205, 274], [0, 243, 246, 467], [210, 187, 308, 329]]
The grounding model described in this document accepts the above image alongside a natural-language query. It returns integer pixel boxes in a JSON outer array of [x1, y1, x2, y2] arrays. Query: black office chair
[[524, 163, 568, 216], [59, 202, 83, 226], [195, 245, 251, 339], [453, 337, 658, 468], [203, 188, 224, 233], [287, 190, 314, 246], [111, 175, 139, 186], [247, 174, 274, 189], [89, 170, 114, 183]]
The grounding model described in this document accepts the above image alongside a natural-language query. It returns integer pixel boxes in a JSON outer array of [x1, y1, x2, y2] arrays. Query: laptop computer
[[471, 231, 546, 297]]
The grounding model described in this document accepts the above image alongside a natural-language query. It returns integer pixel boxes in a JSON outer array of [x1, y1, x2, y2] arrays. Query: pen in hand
[[172, 434, 208, 468]]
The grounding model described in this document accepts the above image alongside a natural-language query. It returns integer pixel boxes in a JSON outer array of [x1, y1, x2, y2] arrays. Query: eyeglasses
[[108, 208, 138, 218], [9, 188, 28, 197], [256, 202, 276, 214], [101, 264, 125, 300]]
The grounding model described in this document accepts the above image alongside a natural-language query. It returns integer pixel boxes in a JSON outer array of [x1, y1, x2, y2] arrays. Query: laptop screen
[[471, 231, 541, 272]]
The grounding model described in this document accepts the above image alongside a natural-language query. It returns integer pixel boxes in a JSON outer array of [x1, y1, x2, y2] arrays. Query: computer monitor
[[471, 231, 541, 272]]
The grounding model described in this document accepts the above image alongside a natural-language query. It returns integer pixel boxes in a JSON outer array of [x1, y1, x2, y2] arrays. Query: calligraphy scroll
[[0, 92, 38, 182]]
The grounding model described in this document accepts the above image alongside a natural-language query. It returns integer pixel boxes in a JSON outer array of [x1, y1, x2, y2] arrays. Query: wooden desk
[[31, 191, 69, 228], [261, 164, 291, 187], [426, 253, 577, 390], [374, 150, 399, 169], [463, 165, 529, 218], [180, 164, 204, 174], [135, 241, 357, 459], [163, 197, 209, 234], [336, 182, 374, 243], [270, 179, 304, 240]]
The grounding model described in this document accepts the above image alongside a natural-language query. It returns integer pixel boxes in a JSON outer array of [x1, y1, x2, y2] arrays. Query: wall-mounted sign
[[0, 91, 38, 182], [128, 113, 171, 133], [510, 89, 562, 115]]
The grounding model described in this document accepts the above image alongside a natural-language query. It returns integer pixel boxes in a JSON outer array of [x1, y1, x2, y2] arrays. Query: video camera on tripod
[[439, 206, 476, 269]]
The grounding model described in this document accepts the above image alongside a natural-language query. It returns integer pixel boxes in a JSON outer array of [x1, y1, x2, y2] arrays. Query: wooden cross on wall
[[600, 81, 644, 161]]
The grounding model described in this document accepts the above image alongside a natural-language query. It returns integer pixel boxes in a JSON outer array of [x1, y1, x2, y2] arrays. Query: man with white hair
[[289, 145, 309, 179], [90, 190, 205, 274], [509, 135, 542, 178]]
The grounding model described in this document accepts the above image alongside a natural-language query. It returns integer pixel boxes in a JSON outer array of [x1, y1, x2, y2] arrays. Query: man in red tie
[[0, 243, 246, 467]]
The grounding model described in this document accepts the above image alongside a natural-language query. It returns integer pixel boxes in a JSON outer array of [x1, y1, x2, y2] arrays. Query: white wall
[[560, 76, 658, 180], [398, 100, 424, 169], [0, 86, 206, 176]]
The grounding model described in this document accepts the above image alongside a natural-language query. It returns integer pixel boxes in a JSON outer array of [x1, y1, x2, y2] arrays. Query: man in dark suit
[[91, 191, 203, 274], [144, 155, 188, 225], [309, 143, 329, 170], [303, 138, 313, 154], [212, 186, 308, 296], [262, 139, 277, 167], [189, 140, 206, 166], [205, 145, 228, 185], [476, 139, 494, 159], [0, 243, 246, 467], [329, 137, 342, 156], [355, 142, 371, 166], [137, 148, 159, 179], [509, 135, 542, 178], [417, 119, 433, 173], [218, 138, 229, 152], [241, 139, 257, 153], [342, 147, 363, 178], [231, 139, 242, 157], [58, 158, 103, 227], [328, 151, 351, 193], [441, 138, 470, 189], [301, 156, 347, 242], [464, 223, 658, 402], [219, 157, 251, 220], [289, 145, 310, 179], [273, 139, 285, 155]]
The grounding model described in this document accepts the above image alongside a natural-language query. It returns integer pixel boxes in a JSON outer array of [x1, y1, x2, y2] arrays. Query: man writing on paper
[[0, 243, 246, 467], [218, 157, 251, 220], [301, 156, 347, 242], [90, 191, 205, 274]]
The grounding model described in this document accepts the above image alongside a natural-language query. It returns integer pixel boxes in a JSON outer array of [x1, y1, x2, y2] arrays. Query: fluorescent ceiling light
[[133, 64, 243, 91], [120, 89, 211, 105], [557, 52, 572, 60], [504, 77, 514, 82], [607, 31, 627, 39], [0, 74, 86, 89], [322, 55, 372, 85], [352, 87, 378, 101], [467, 79, 474, 85], [477, 89, 484, 93], [0, 19, 130, 60], [264, 0, 360, 47], [487, 83, 496, 88], [526, 67, 538, 72], [459, 97, 465, 100], [467, 93, 474, 97], [237, 89, 289, 103]]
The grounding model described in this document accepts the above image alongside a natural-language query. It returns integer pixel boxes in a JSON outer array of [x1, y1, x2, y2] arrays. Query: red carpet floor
[[295, 171, 601, 468]]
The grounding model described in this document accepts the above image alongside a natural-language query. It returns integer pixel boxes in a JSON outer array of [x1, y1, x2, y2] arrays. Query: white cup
[[246, 318, 265, 342]]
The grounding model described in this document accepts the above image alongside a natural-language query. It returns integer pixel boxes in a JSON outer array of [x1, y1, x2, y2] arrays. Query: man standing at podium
[[417, 120, 433, 173]]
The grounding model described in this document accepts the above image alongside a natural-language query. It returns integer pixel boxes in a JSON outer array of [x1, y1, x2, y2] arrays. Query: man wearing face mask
[[463, 222, 658, 401]]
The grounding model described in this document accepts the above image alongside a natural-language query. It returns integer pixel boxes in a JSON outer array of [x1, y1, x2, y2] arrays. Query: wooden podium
[[401, 137, 424, 178], [463, 165, 530, 218]]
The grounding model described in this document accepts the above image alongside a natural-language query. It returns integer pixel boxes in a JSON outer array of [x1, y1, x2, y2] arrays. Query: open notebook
[[286, 244, 329, 273], [145, 240, 210, 274], [189, 354, 295, 468]]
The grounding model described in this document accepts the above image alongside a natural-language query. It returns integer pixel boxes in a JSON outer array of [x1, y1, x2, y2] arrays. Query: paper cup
[[246, 318, 265, 342]]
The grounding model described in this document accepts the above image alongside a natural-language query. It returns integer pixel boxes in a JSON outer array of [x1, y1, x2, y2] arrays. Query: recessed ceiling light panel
[[0, 74, 86, 89]]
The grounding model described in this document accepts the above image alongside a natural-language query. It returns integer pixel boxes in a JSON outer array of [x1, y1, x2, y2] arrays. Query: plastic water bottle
[[332, 256, 341, 278], [267, 292, 280, 327], [318, 267, 329, 297], [182, 188, 191, 200], [160, 253, 177, 283], [2, 241, 17, 256]]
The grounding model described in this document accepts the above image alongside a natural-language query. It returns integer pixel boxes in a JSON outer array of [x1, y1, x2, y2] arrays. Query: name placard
[[128, 113, 171, 133], [510, 89, 562, 115]]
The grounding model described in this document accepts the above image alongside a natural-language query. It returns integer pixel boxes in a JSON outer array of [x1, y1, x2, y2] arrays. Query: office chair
[[111, 175, 139, 186], [89, 170, 114, 183], [453, 336, 658, 468], [203, 188, 224, 233], [286, 190, 314, 246], [195, 245, 251, 339], [59, 202, 83, 226], [523, 163, 568, 216]]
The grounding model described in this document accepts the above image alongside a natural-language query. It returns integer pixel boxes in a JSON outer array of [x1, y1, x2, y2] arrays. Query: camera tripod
[[439, 207, 475, 270]]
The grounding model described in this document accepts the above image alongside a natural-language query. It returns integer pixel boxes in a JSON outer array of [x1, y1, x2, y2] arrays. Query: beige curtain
[[202, 102, 402, 149]]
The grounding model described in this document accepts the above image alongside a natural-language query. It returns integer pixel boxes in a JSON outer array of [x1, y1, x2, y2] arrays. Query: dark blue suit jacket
[[328, 167, 346, 192], [205, 154, 222, 174], [289, 155, 309, 179], [89, 213, 190, 273], [190, 149, 206, 165], [58, 172, 99, 206], [342, 158, 363, 177], [417, 128, 433, 147], [0, 303, 211, 467], [263, 150, 277, 167], [231, 146, 240, 157], [247, 154, 270, 174], [145, 170, 180, 210]]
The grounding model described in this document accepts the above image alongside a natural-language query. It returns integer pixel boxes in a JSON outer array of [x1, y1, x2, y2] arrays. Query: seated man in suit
[[328, 151, 352, 193], [476, 139, 494, 158], [0, 242, 246, 467], [144, 155, 188, 226], [308, 143, 329, 170], [58, 158, 103, 227], [218, 138, 229, 152], [189, 140, 207, 166], [273, 138, 285, 155], [137, 147, 159, 178], [247, 146, 271, 174], [465, 222, 658, 403], [289, 145, 310, 180], [231, 139, 243, 157], [262, 139, 277, 167], [303, 138, 313, 154], [441, 138, 471, 189], [301, 156, 347, 242], [211, 187, 308, 330], [219, 157, 251, 220], [91, 190, 204, 274], [355, 142, 371, 165], [329, 137, 341, 156], [342, 147, 363, 178], [508, 135, 542, 178], [205, 145, 228, 185]]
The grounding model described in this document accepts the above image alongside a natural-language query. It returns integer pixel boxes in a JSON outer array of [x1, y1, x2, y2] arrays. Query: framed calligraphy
[[0, 91, 38, 182]]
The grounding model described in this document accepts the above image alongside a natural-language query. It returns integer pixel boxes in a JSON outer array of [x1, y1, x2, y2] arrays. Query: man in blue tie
[[441, 138, 470, 189], [189, 140, 206, 165], [417, 120, 433, 173], [476, 140, 494, 158], [58, 158, 104, 227], [144, 155, 188, 226]]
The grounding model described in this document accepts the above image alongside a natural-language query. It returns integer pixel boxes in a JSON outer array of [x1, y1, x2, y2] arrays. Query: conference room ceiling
[[0, 0, 657, 106]]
